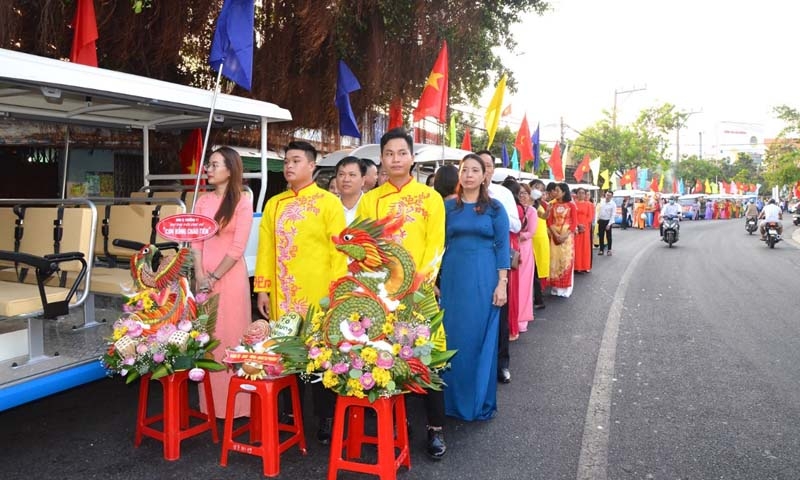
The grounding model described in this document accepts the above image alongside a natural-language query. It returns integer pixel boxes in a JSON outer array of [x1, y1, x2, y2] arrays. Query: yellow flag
[[658, 173, 664, 192], [484, 74, 507, 148], [448, 113, 456, 148], [600, 169, 610, 189], [704, 179, 711, 193]]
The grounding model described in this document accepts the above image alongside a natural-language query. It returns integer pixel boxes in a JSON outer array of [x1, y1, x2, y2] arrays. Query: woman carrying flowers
[[440, 154, 510, 421], [192, 146, 253, 418]]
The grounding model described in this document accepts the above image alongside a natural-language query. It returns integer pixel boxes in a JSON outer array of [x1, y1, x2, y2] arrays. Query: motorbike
[[793, 211, 800, 226], [764, 221, 782, 249], [661, 215, 680, 247], [745, 217, 758, 234]]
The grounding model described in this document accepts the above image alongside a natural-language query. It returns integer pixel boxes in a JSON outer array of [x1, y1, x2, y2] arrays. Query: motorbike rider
[[758, 198, 783, 240], [660, 197, 682, 237], [744, 199, 759, 223]]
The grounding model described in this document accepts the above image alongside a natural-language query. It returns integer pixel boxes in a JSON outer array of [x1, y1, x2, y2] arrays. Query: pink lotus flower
[[361, 317, 372, 329], [153, 352, 165, 363], [177, 320, 193, 332], [122, 356, 136, 366], [195, 292, 208, 304], [123, 319, 143, 338], [196, 333, 210, 346], [155, 324, 177, 343], [188, 367, 205, 382], [309, 346, 322, 359], [339, 342, 353, 353], [351, 355, 365, 370], [415, 325, 431, 339], [265, 363, 284, 377], [376, 350, 394, 368], [359, 372, 375, 390], [136, 344, 149, 355], [348, 321, 364, 337], [332, 362, 349, 375]]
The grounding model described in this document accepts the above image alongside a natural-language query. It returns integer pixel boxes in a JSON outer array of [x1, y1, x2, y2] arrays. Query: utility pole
[[675, 108, 702, 163], [699, 131, 703, 160], [612, 85, 647, 129]]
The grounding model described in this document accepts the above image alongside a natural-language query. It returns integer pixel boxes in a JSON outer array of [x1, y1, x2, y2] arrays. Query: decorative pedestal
[[220, 375, 307, 477], [134, 370, 219, 461], [327, 395, 410, 480]]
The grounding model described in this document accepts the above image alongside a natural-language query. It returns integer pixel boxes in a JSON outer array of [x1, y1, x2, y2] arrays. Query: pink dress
[[192, 193, 254, 419], [517, 205, 537, 331]]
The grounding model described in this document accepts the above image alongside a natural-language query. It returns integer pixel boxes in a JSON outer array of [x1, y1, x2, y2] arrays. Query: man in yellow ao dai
[[254, 141, 347, 320]]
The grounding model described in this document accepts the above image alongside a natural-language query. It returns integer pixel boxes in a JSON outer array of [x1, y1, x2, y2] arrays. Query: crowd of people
[[188, 129, 720, 464]]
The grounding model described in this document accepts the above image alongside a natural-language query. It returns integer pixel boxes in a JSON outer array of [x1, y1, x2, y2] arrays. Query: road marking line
[[576, 244, 652, 480]]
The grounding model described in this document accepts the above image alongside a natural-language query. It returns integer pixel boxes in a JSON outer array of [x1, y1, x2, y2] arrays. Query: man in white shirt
[[334, 156, 365, 225], [659, 197, 682, 237], [758, 199, 783, 239], [477, 150, 521, 385], [597, 191, 616, 255]]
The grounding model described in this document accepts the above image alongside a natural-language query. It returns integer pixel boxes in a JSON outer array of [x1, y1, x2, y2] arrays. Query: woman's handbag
[[510, 249, 521, 269]]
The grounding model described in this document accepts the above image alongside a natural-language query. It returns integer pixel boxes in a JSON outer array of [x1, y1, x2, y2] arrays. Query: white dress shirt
[[488, 183, 521, 233], [597, 198, 617, 221]]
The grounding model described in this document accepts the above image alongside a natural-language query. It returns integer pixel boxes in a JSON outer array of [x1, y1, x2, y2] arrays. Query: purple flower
[[361, 317, 372, 329], [122, 304, 133, 313], [376, 350, 394, 368], [122, 356, 136, 366], [196, 333, 210, 346], [332, 362, 349, 375], [359, 373, 376, 390], [153, 352, 166, 363], [177, 320, 193, 332], [309, 346, 322, 359], [136, 343, 149, 355], [195, 292, 208, 304], [136, 299, 144, 309], [188, 367, 205, 382], [399, 345, 414, 360], [155, 323, 177, 343], [415, 325, 431, 339]]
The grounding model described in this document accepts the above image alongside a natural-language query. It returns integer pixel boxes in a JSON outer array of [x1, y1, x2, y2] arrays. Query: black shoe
[[317, 417, 333, 445], [498, 368, 511, 384], [426, 426, 447, 460], [534, 303, 545, 310]]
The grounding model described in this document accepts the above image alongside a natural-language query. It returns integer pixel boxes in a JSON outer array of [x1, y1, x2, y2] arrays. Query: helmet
[[768, 199, 776, 204]]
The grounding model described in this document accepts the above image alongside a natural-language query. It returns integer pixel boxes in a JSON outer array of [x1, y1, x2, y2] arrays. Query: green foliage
[[762, 105, 800, 191]]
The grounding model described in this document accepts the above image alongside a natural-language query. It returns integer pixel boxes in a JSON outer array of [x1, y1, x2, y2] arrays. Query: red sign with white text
[[156, 214, 218, 242]]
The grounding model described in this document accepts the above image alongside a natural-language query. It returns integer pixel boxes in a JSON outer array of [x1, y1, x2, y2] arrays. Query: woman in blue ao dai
[[440, 154, 510, 421]]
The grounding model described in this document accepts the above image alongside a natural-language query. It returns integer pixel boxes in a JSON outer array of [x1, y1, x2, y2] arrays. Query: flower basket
[[101, 245, 225, 383], [300, 217, 456, 402], [223, 315, 309, 380]]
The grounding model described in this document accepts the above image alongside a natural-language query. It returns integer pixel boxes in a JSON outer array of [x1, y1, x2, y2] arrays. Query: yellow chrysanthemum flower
[[414, 336, 428, 347], [372, 367, 391, 388], [111, 327, 126, 341], [396, 304, 407, 311], [382, 322, 394, 335], [190, 331, 199, 338], [360, 347, 378, 365], [392, 343, 402, 355], [322, 370, 340, 388], [318, 347, 333, 363], [349, 312, 361, 322], [346, 378, 365, 398], [306, 362, 316, 374]]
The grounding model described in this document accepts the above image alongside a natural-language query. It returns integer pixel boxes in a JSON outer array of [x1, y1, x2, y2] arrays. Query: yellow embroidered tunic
[[254, 183, 347, 318], [356, 178, 445, 282]]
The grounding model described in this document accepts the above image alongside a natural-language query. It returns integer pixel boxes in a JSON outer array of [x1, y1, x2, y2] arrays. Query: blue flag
[[511, 148, 519, 171], [336, 60, 361, 138], [501, 143, 510, 167], [638, 168, 649, 190], [532, 123, 540, 172], [679, 178, 685, 194], [209, 0, 254, 91]]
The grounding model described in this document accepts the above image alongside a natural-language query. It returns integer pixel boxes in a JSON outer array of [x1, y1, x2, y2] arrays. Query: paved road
[[1, 219, 798, 480]]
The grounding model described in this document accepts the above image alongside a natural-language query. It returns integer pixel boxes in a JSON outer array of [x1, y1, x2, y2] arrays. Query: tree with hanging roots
[[0, 0, 549, 136]]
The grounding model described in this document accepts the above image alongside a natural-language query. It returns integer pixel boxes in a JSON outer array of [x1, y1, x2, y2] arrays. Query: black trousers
[[533, 263, 543, 306], [598, 219, 612, 251]]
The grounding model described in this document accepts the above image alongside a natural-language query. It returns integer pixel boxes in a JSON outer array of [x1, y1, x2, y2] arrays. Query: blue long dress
[[440, 198, 510, 421]]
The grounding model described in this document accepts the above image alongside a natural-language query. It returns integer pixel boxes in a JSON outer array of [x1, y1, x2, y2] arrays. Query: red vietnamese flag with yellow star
[[648, 175, 659, 192], [413, 41, 448, 122], [514, 114, 534, 162], [574, 153, 591, 183], [619, 167, 637, 186]]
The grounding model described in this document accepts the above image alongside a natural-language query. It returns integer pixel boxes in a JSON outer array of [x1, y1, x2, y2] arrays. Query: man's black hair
[[286, 140, 317, 163], [335, 156, 366, 176], [380, 128, 414, 154]]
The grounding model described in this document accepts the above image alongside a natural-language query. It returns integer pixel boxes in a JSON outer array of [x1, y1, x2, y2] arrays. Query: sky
[[488, 0, 799, 158]]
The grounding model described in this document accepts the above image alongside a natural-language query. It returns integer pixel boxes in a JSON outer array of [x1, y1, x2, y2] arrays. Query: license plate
[[768, 229, 778, 235]]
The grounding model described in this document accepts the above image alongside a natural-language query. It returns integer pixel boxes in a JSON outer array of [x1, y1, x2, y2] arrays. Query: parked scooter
[[745, 217, 758, 234], [661, 215, 680, 247], [793, 211, 800, 226], [764, 221, 782, 249]]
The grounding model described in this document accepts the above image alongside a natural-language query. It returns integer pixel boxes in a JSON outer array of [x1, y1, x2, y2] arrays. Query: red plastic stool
[[134, 369, 219, 461], [220, 375, 307, 477], [327, 395, 410, 480]]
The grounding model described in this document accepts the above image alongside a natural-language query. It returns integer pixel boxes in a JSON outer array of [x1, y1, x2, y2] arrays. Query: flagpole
[[191, 64, 224, 214]]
